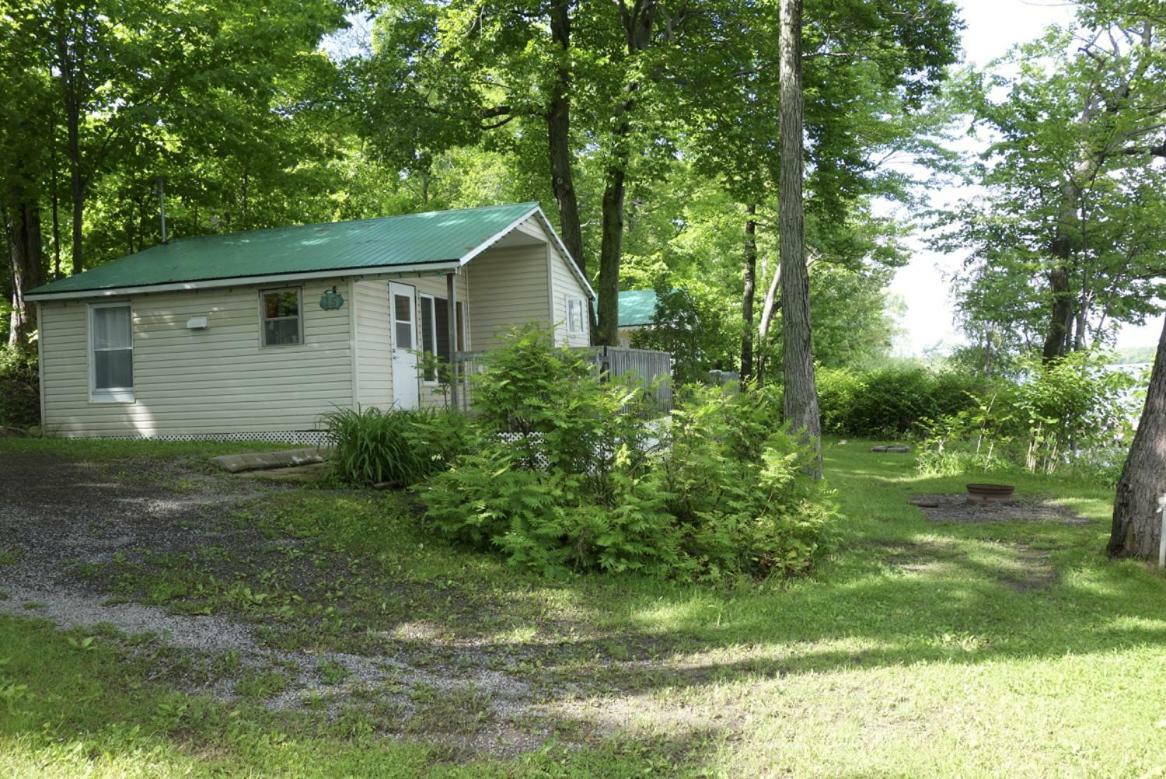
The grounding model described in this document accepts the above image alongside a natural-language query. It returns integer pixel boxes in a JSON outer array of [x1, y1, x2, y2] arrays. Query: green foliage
[[421, 328, 833, 581], [630, 285, 729, 383], [323, 407, 472, 487], [656, 385, 834, 579], [816, 364, 985, 438], [0, 347, 38, 429], [942, 22, 1166, 355], [917, 351, 1139, 480]]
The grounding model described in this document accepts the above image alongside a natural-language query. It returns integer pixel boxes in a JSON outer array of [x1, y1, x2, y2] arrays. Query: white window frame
[[418, 293, 440, 385], [566, 296, 586, 335], [417, 293, 467, 385], [258, 286, 304, 348], [88, 302, 134, 403]]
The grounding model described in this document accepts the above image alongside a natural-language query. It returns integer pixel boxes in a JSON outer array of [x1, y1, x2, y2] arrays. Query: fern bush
[[324, 407, 472, 487], [420, 327, 833, 582], [816, 364, 985, 437]]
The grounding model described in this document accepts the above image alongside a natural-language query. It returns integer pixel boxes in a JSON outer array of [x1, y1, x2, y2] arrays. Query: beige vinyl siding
[[40, 280, 353, 437], [548, 241, 591, 347], [353, 279, 393, 410], [465, 244, 549, 351], [508, 214, 590, 347]]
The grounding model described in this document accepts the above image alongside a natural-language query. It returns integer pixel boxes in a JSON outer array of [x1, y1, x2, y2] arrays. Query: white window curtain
[[91, 304, 133, 396]]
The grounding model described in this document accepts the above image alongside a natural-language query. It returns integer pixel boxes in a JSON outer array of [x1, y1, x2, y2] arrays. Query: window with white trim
[[419, 294, 464, 382], [260, 288, 302, 346], [90, 303, 133, 401], [567, 296, 585, 335]]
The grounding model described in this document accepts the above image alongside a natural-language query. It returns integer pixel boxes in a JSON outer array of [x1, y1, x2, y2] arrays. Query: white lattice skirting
[[73, 430, 332, 447]]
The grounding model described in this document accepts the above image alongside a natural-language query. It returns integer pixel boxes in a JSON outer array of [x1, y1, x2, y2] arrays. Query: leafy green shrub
[[420, 328, 834, 582], [816, 364, 985, 438], [917, 352, 1138, 481], [816, 368, 865, 435], [655, 386, 833, 579], [324, 407, 472, 487], [423, 445, 679, 576], [0, 347, 39, 429]]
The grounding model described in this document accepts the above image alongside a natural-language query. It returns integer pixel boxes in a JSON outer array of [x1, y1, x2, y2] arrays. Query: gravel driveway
[[0, 450, 540, 752], [0, 452, 258, 645]]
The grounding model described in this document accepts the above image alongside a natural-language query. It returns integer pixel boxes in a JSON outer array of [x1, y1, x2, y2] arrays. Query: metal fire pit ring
[[966, 483, 1015, 502]]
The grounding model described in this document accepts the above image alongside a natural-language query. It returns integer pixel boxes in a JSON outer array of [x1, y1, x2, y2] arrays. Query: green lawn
[[3, 438, 1166, 776]]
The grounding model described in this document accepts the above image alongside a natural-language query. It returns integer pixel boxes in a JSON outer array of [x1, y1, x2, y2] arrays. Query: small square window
[[567, 297, 585, 335], [261, 288, 302, 346]]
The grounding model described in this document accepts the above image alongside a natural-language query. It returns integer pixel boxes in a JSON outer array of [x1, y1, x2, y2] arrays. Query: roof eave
[[454, 204, 595, 300], [25, 260, 462, 302]]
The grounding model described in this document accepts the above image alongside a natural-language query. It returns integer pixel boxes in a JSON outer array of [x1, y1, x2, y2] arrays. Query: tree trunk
[[51, 137, 62, 279], [7, 200, 44, 351], [547, 1, 584, 276], [1108, 315, 1166, 559], [594, 0, 657, 347], [65, 87, 84, 275], [54, 14, 87, 276], [596, 166, 625, 346], [1042, 263, 1073, 361], [778, 0, 821, 475], [740, 203, 757, 388]]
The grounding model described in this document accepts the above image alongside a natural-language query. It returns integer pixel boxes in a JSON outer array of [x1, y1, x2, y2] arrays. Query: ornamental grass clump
[[419, 326, 834, 582], [324, 406, 471, 487]]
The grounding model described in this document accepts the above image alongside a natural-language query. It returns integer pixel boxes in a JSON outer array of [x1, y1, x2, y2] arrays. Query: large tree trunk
[[740, 203, 757, 387], [1108, 316, 1166, 559], [594, 0, 658, 347], [51, 145, 62, 280], [596, 166, 625, 346], [7, 200, 44, 351], [547, 1, 584, 275], [1042, 262, 1073, 362], [778, 0, 821, 476]]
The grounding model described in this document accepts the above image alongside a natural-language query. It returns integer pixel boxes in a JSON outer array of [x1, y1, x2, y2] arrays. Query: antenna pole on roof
[[156, 177, 168, 244]]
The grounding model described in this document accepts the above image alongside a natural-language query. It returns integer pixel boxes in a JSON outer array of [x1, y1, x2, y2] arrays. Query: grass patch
[[0, 618, 664, 776], [7, 437, 1166, 774]]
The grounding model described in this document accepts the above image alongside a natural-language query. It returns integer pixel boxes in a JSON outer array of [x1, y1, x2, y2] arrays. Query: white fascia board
[[25, 261, 462, 302], [456, 206, 541, 266]]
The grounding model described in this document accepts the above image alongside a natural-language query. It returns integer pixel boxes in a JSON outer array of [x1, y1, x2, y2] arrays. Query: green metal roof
[[28, 202, 541, 298], [617, 289, 660, 328]]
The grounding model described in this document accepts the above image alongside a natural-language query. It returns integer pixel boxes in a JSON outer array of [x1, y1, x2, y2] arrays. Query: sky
[[889, 0, 1163, 356]]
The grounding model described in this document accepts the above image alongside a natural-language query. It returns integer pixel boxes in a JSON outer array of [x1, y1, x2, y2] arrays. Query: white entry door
[[390, 282, 419, 409]]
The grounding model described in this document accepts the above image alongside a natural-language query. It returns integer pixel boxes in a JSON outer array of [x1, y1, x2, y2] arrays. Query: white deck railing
[[451, 346, 672, 412]]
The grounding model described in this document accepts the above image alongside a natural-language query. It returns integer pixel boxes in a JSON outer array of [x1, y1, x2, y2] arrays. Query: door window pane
[[420, 297, 435, 355], [435, 300, 450, 358], [393, 294, 414, 349]]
